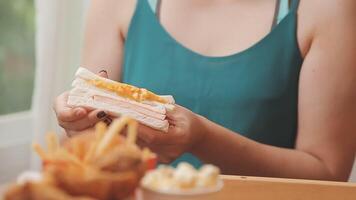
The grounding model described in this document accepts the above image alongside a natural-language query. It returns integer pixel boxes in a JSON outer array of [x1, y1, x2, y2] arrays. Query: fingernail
[[103, 117, 112, 126], [98, 70, 107, 74], [96, 111, 107, 119]]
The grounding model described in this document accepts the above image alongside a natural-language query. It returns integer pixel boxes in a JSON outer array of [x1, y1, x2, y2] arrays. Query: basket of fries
[[4, 117, 157, 200]]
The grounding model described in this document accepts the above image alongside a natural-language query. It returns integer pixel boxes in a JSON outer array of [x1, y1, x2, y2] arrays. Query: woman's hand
[[53, 70, 112, 137], [137, 105, 206, 163]]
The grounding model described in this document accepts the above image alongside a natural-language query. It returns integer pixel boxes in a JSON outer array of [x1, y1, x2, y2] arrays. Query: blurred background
[[0, 0, 354, 183], [0, 0, 89, 182], [0, 0, 35, 115]]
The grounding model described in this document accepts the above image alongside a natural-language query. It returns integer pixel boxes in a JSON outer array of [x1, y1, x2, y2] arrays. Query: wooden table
[[2, 176, 356, 200], [138, 175, 356, 200]]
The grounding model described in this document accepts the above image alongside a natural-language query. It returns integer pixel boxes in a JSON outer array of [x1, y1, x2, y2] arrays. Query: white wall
[[0, 112, 33, 183]]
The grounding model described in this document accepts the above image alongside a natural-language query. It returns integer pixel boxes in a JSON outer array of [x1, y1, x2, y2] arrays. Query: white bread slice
[[67, 94, 169, 132], [69, 87, 166, 120], [72, 78, 167, 115], [75, 67, 175, 104]]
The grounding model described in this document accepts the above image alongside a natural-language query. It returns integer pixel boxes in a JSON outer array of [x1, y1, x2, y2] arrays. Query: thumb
[[98, 69, 108, 78]]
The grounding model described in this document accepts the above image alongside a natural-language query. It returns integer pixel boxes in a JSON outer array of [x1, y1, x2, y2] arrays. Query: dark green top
[[123, 0, 303, 167]]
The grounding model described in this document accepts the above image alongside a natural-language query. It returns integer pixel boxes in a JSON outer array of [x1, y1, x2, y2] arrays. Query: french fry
[[55, 149, 83, 167], [142, 147, 152, 160], [84, 142, 98, 163], [127, 120, 138, 145], [93, 146, 123, 169], [85, 142, 102, 164], [46, 132, 58, 155], [71, 138, 82, 159], [95, 121, 107, 140], [94, 117, 132, 158], [83, 122, 107, 163], [32, 143, 48, 160]]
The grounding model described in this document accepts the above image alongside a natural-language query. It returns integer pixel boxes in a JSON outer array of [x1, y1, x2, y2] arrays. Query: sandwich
[[67, 67, 175, 132]]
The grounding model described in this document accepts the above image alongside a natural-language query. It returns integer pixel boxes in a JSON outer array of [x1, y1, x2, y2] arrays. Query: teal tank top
[[123, 0, 303, 167]]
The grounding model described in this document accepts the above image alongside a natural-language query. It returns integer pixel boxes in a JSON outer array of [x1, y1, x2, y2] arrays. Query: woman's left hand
[[137, 105, 206, 163]]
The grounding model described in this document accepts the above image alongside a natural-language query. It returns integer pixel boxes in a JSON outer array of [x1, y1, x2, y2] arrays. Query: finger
[[58, 107, 87, 122], [135, 140, 178, 156], [59, 110, 108, 131], [165, 104, 177, 119], [65, 130, 80, 138], [137, 124, 177, 145], [65, 127, 95, 138], [98, 70, 108, 78], [136, 139, 176, 153], [54, 92, 88, 122], [102, 116, 113, 126], [166, 104, 185, 121], [137, 124, 165, 144]]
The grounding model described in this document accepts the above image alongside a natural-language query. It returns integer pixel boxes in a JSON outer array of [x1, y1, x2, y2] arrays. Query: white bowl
[[138, 180, 224, 200]]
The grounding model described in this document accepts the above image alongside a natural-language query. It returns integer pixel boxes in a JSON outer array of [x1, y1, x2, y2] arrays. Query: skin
[[54, 0, 356, 181]]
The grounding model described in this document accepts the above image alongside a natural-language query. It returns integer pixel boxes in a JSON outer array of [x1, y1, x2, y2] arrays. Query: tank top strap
[[290, 0, 300, 13], [271, 0, 290, 29], [147, 0, 161, 14], [276, 0, 290, 25], [147, 0, 162, 19]]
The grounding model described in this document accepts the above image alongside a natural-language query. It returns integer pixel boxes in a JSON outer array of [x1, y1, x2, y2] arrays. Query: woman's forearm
[[191, 116, 338, 181]]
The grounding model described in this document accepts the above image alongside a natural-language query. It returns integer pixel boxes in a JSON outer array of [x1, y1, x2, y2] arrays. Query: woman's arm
[[137, 0, 356, 181], [81, 0, 136, 80], [194, 0, 356, 181], [53, 0, 136, 133]]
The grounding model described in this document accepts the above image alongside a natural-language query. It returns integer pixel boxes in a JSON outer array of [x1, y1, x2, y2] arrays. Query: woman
[[54, 0, 356, 181]]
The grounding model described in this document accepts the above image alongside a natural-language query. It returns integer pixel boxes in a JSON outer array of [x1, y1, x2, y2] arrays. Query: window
[[0, 0, 35, 115], [0, 0, 89, 183], [0, 0, 35, 183]]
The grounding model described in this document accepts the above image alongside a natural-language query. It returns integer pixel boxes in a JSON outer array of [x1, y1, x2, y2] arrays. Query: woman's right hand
[[53, 70, 111, 136]]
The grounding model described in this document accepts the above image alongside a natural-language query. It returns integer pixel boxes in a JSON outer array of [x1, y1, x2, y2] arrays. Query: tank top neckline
[[137, 0, 299, 62]]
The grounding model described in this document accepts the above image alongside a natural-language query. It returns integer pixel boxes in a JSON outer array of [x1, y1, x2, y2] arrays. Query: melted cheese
[[87, 79, 167, 103]]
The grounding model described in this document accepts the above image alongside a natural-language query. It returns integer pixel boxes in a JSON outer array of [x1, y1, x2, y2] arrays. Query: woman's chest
[[123, 0, 303, 116], [158, 0, 277, 57], [124, 52, 301, 112]]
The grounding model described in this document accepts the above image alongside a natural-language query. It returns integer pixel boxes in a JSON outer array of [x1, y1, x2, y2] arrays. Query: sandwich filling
[[92, 95, 166, 120], [87, 79, 168, 104]]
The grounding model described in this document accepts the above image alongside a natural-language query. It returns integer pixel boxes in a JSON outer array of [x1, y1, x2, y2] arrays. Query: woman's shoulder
[[297, 0, 356, 57], [87, 0, 137, 38], [299, 0, 356, 33]]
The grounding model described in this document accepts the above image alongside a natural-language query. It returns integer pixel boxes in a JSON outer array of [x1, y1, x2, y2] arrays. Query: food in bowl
[[141, 162, 222, 194]]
